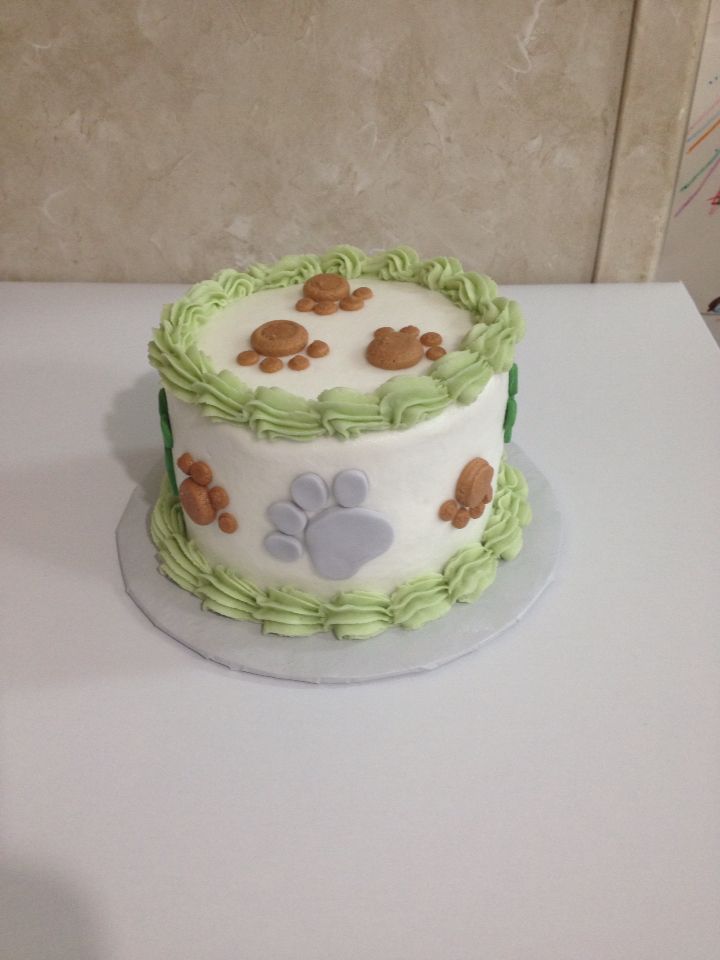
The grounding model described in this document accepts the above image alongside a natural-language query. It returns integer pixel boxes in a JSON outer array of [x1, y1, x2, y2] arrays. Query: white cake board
[[116, 445, 561, 683]]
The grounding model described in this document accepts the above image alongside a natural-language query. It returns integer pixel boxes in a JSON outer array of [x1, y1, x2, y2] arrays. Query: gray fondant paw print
[[264, 470, 394, 579]]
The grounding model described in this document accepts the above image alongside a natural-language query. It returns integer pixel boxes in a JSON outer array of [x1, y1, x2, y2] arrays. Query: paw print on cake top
[[264, 470, 394, 580], [236, 319, 330, 374], [439, 458, 494, 529], [295, 273, 374, 316], [366, 326, 446, 370], [176, 452, 238, 533]]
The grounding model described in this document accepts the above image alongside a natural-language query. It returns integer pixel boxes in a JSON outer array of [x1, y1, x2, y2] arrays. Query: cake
[[148, 245, 530, 640]]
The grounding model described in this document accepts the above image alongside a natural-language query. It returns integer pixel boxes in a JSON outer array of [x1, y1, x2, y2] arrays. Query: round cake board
[[116, 445, 561, 684]]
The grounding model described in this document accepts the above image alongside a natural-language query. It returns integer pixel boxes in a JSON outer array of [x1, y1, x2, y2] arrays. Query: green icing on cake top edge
[[148, 246, 525, 440]]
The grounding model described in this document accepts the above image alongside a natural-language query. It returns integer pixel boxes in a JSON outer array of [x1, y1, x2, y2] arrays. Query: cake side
[[163, 376, 509, 599], [150, 457, 531, 640]]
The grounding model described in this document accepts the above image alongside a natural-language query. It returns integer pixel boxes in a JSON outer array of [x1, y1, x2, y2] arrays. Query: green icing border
[[148, 246, 525, 442], [150, 459, 532, 641]]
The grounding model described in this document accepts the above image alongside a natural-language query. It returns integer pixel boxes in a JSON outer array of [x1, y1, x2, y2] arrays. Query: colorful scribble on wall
[[657, 2, 720, 321], [673, 103, 720, 219]]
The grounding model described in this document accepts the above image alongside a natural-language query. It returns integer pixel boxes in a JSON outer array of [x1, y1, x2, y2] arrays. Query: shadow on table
[[0, 852, 103, 959], [0, 450, 165, 583], [104, 370, 162, 499]]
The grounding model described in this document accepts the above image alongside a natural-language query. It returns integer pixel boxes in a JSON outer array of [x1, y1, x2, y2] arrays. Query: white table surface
[[2, 280, 719, 960]]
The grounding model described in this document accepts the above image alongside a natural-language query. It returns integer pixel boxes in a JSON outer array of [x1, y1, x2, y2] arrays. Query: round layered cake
[[149, 246, 530, 639]]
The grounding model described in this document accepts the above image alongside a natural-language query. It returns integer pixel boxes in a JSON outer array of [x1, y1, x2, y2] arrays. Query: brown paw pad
[[179, 478, 215, 525], [176, 453, 238, 533], [296, 275, 372, 314], [238, 319, 330, 374], [366, 326, 445, 371], [303, 273, 350, 303], [366, 327, 425, 370], [455, 458, 494, 511], [439, 458, 495, 528], [251, 320, 308, 358]]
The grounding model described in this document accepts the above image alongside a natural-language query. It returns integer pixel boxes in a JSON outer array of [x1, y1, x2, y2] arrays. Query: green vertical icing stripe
[[504, 362, 519, 442], [158, 388, 178, 496], [148, 246, 525, 441], [149, 459, 532, 640]]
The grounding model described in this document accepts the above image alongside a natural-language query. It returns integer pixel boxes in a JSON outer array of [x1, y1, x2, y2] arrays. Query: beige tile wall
[[595, 0, 711, 283], [0, 0, 672, 283]]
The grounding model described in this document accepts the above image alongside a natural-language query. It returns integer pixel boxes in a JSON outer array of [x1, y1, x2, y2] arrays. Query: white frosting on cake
[[196, 279, 471, 398], [167, 371, 508, 600]]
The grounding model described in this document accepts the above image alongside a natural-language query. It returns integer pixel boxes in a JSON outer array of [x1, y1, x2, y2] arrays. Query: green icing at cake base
[[150, 460, 532, 641]]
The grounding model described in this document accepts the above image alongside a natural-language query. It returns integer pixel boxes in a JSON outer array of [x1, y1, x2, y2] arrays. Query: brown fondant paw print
[[366, 326, 446, 371], [439, 458, 494, 529], [236, 319, 330, 373], [177, 453, 238, 533], [295, 274, 373, 315]]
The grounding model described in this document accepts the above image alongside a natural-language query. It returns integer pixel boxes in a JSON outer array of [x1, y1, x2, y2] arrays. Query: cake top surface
[[149, 245, 524, 442], [196, 279, 472, 399]]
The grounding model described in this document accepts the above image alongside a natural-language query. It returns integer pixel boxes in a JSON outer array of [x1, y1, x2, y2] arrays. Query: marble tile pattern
[[595, 0, 711, 282], [2, 0, 634, 283]]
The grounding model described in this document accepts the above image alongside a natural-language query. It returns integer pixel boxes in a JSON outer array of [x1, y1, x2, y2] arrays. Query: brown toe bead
[[218, 512, 238, 534], [307, 340, 329, 358], [353, 286, 373, 300], [420, 331, 442, 346], [304, 273, 350, 302], [189, 460, 213, 486], [179, 478, 215, 525], [313, 300, 338, 316], [340, 296, 364, 311], [176, 452, 194, 475], [288, 354, 310, 371], [439, 499, 459, 522], [426, 346, 446, 360], [452, 508, 471, 529], [374, 326, 394, 337], [295, 298, 315, 312], [208, 486, 230, 510], [236, 350, 259, 366], [469, 503, 487, 519], [400, 325, 420, 335], [260, 356, 283, 373], [251, 319, 308, 357]]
